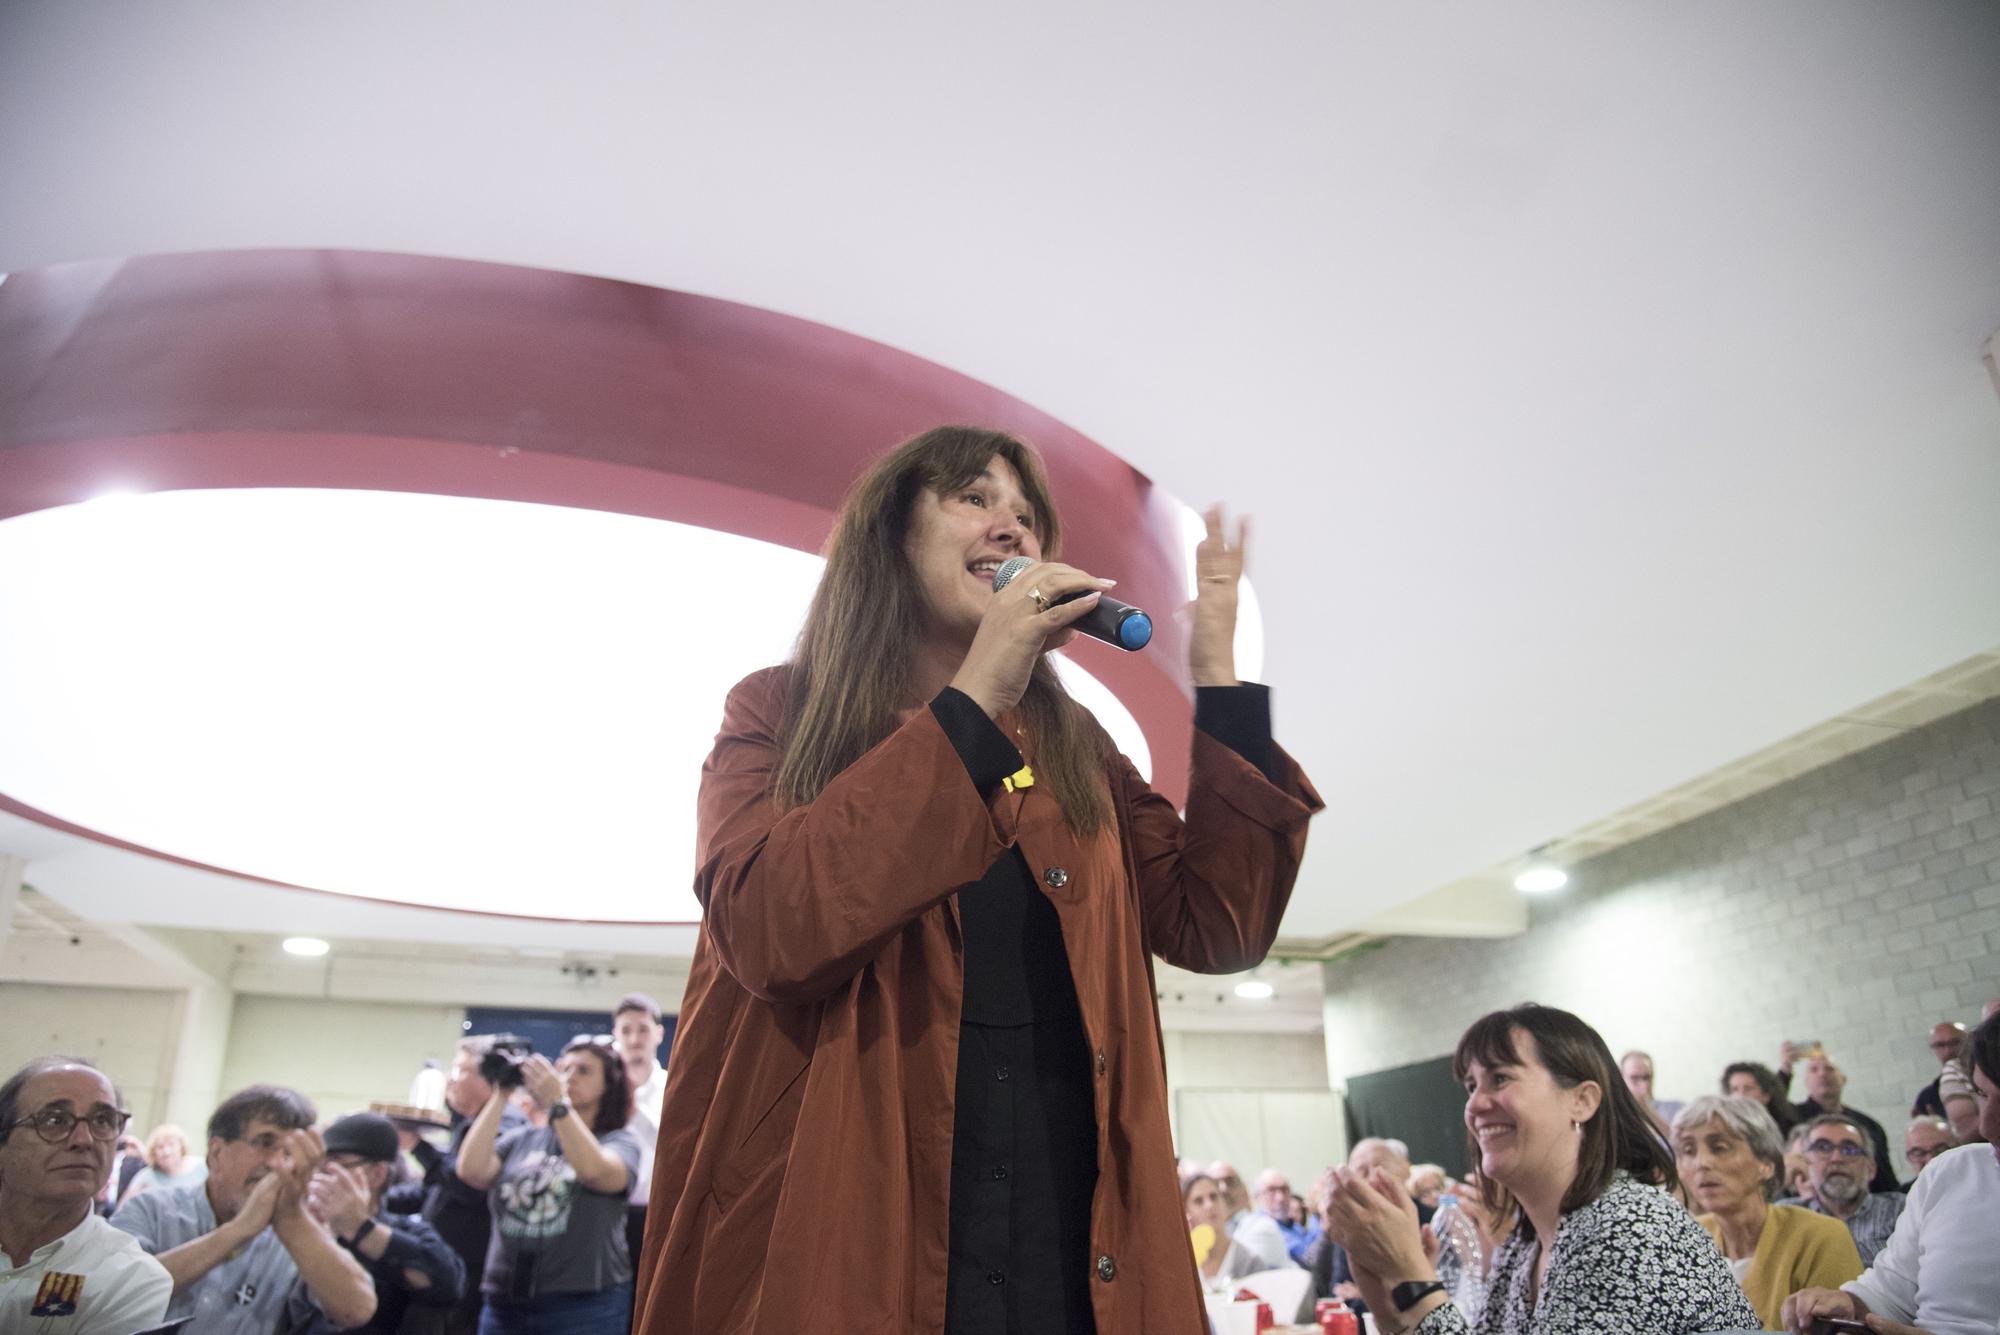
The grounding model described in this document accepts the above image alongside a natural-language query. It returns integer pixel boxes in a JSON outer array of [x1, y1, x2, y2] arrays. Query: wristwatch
[[549, 1099, 571, 1120], [342, 1218, 378, 1249], [1389, 1279, 1446, 1312]]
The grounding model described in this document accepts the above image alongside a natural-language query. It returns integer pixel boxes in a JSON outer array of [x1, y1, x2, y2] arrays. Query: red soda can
[[1254, 1300, 1274, 1332], [1320, 1307, 1359, 1335]]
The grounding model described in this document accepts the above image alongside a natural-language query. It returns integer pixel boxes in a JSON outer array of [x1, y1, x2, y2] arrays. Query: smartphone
[[1815, 1320, 1869, 1334], [1791, 1039, 1825, 1059]]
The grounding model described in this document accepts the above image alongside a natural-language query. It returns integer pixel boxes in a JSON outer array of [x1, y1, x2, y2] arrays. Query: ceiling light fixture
[[1513, 845, 1568, 894], [282, 936, 330, 957], [1233, 978, 1275, 1000]]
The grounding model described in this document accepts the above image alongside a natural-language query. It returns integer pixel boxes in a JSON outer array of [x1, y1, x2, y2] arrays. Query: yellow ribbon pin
[[1002, 764, 1035, 792]]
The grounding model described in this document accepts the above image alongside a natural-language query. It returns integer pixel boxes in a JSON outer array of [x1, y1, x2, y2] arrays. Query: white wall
[[0, 982, 182, 1129], [1164, 1029, 1342, 1188], [217, 995, 468, 1123]]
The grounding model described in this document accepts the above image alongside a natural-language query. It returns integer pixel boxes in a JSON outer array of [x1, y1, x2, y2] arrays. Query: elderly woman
[[632, 427, 1321, 1335], [1320, 1003, 1758, 1334], [1672, 1095, 1862, 1329]]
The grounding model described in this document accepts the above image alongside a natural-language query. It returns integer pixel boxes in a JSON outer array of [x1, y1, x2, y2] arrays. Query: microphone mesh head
[[990, 556, 1036, 592]]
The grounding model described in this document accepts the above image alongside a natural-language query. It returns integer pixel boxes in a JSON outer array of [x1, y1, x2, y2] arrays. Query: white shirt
[[1227, 1211, 1295, 1272], [627, 1061, 668, 1206], [1844, 1142, 2000, 1335], [0, 1208, 172, 1335]]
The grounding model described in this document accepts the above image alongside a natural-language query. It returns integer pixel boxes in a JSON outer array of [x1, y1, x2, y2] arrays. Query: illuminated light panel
[[1233, 979, 1275, 1000], [282, 936, 331, 956], [0, 489, 1159, 922], [1513, 866, 1569, 894]]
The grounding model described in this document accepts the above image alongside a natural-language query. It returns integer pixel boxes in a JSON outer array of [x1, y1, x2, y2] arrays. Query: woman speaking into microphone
[[631, 426, 1322, 1335]]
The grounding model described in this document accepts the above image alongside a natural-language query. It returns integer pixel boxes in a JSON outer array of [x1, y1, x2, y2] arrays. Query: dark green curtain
[[1343, 1055, 1468, 1180]]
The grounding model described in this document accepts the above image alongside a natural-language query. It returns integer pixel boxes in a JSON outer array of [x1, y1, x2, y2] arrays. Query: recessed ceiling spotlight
[[1513, 844, 1568, 894], [1233, 979, 1275, 1000], [281, 936, 330, 957]]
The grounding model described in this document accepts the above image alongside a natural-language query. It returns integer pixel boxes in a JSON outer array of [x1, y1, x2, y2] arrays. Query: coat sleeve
[[1118, 693, 1323, 975], [694, 669, 1017, 1004]]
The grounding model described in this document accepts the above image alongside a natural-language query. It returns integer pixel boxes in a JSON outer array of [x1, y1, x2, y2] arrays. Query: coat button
[[988, 1270, 1006, 1286], [994, 1065, 1010, 1082], [992, 1164, 1009, 1180], [1095, 1049, 1107, 1076], [1096, 1255, 1116, 1282], [1044, 866, 1068, 889]]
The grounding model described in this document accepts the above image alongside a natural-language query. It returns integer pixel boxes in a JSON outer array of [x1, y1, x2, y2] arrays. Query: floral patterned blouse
[[1414, 1174, 1759, 1335]]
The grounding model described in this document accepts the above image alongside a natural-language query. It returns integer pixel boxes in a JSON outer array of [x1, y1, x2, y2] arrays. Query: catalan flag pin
[[32, 1270, 84, 1317]]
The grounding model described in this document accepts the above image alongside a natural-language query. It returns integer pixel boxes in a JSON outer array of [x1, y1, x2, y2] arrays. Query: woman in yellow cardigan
[[1672, 1095, 1863, 1327]]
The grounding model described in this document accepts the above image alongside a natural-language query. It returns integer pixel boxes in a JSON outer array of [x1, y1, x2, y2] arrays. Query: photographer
[[455, 1037, 640, 1335], [390, 1036, 527, 1335]]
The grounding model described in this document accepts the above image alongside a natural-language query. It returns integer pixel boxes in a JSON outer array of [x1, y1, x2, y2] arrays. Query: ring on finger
[[1027, 586, 1049, 611]]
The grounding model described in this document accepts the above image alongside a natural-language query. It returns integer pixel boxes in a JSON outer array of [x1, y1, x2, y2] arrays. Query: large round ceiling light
[[0, 488, 1153, 922]]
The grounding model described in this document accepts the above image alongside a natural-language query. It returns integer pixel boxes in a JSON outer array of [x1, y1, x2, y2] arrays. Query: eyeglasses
[[1804, 1140, 1868, 1159], [1906, 1145, 1947, 1165], [10, 1106, 132, 1144]]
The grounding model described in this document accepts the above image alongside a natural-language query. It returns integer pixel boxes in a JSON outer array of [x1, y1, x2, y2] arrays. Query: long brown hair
[[1452, 1003, 1676, 1231], [773, 426, 1112, 833]]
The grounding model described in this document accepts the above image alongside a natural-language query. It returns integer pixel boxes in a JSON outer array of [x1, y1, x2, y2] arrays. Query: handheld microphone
[[991, 556, 1153, 652]]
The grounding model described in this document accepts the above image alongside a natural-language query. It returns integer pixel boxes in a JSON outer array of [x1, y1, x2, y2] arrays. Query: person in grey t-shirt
[[111, 1084, 376, 1333], [457, 1038, 640, 1334]]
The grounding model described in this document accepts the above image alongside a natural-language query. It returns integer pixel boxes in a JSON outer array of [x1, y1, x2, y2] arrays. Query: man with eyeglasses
[[111, 1083, 376, 1333], [1777, 1114, 1906, 1265], [1791, 1054, 1901, 1194], [1902, 1117, 1954, 1180], [0, 1055, 172, 1334]]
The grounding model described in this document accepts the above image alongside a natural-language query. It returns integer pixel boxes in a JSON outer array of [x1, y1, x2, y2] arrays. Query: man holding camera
[[395, 1036, 525, 1335]]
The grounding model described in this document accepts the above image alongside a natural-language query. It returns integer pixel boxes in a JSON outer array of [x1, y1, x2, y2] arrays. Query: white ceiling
[[2, 1, 1999, 949]]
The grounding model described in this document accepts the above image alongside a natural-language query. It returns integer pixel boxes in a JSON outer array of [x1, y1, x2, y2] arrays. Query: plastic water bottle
[[1430, 1192, 1485, 1321]]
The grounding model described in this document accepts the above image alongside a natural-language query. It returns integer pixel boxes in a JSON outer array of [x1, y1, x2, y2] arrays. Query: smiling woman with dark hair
[[1321, 1003, 1757, 1334]]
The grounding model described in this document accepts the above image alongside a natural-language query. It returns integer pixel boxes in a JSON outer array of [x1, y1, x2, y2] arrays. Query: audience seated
[[455, 1037, 641, 1334], [1406, 1163, 1447, 1212], [1903, 1116, 1955, 1180], [1671, 1094, 1862, 1328], [1205, 1160, 1253, 1235], [1934, 998, 1998, 1144], [1182, 1172, 1294, 1288], [0, 1056, 172, 1335], [111, 1083, 377, 1332], [1777, 1113, 1906, 1265], [1305, 1136, 1430, 1309], [1252, 1168, 1319, 1263], [1620, 1049, 1682, 1133], [1321, 1003, 1758, 1334], [1781, 1122, 1816, 1205], [1914, 1020, 1968, 1121], [102, 1134, 147, 1214], [1792, 1053, 1900, 1193], [119, 1124, 207, 1206], [1722, 1060, 1800, 1133], [1784, 1009, 2000, 1335], [294, 1111, 465, 1334]]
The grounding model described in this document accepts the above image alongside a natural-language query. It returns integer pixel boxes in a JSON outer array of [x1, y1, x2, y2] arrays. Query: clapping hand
[[307, 1161, 374, 1240]]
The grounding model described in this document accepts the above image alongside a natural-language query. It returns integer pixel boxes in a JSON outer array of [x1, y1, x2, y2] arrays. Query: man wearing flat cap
[[292, 1112, 464, 1334]]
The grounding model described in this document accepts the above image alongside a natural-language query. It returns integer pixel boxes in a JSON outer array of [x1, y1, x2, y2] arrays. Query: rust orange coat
[[632, 667, 1323, 1334]]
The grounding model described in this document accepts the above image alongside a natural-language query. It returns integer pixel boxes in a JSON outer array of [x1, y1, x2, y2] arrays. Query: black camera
[[479, 1034, 534, 1090]]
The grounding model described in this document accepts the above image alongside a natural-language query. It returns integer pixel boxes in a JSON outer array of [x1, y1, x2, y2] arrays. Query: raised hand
[[520, 1054, 567, 1111], [1188, 506, 1245, 687], [949, 561, 1113, 718]]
